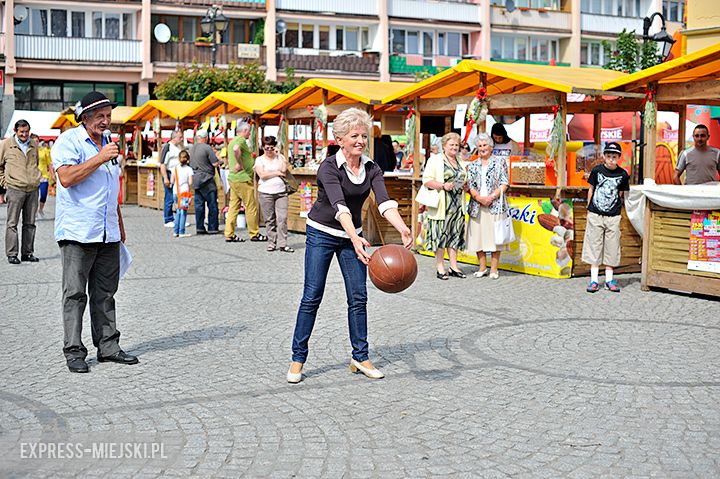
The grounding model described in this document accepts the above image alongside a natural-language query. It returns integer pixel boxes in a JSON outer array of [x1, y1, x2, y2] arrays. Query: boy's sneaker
[[605, 280, 621, 292], [164, 222, 174, 228], [586, 281, 600, 293]]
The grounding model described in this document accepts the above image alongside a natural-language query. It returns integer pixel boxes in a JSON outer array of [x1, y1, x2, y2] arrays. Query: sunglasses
[[264, 145, 276, 150]]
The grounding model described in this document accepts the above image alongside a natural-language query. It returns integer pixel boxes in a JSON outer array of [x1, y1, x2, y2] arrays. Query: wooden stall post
[[678, 106, 687, 158], [223, 103, 229, 155], [322, 89, 329, 149], [282, 111, 290, 161], [523, 114, 530, 151], [366, 104, 375, 159], [593, 112, 602, 147], [557, 94, 568, 187], [643, 82, 658, 181], [478, 73, 488, 133], [155, 113, 162, 159], [411, 98, 422, 249]]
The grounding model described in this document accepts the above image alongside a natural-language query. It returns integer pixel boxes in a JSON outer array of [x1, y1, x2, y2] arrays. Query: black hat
[[603, 142, 622, 155], [74, 91, 117, 122]]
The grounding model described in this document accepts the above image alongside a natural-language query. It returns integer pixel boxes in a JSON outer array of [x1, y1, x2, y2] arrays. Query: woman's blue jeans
[[291, 225, 369, 363]]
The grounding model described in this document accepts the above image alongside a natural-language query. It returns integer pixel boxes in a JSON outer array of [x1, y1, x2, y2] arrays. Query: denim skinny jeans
[[291, 225, 369, 363]]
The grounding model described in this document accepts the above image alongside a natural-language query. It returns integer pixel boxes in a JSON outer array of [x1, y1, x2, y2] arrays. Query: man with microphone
[[51, 91, 138, 373]]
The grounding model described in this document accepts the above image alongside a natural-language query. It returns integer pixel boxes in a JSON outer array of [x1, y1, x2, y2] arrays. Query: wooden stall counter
[[508, 185, 642, 277], [286, 167, 413, 245], [122, 162, 138, 205], [137, 163, 163, 209], [641, 201, 720, 298]]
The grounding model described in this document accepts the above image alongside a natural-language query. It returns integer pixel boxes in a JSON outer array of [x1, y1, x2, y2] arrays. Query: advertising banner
[[417, 196, 574, 278], [688, 210, 720, 273]]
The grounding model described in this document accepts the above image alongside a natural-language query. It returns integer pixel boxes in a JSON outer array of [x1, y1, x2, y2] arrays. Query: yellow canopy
[[125, 100, 198, 123], [51, 106, 138, 129], [602, 42, 720, 93], [384, 60, 628, 104], [183, 92, 284, 119], [267, 78, 410, 113]]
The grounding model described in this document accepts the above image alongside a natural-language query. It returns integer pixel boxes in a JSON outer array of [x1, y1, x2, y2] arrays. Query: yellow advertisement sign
[[498, 196, 574, 278], [417, 196, 574, 279]]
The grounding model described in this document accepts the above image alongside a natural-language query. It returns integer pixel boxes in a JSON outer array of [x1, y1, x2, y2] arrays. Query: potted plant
[[194, 36, 212, 47]]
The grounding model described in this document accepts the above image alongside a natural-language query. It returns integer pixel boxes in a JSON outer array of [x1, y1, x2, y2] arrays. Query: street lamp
[[200, 6, 229, 67], [643, 12, 676, 63]]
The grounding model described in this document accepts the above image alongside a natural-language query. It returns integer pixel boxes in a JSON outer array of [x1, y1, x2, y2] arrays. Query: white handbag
[[494, 189, 516, 245], [415, 185, 440, 208]]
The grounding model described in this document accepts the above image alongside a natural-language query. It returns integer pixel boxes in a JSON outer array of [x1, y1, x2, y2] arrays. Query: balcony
[[15, 35, 141, 63], [154, 0, 265, 8], [389, 0, 480, 23], [491, 5, 571, 32], [277, 49, 379, 74], [152, 42, 266, 66], [276, 0, 378, 16], [389, 54, 454, 75], [581, 13, 643, 35]]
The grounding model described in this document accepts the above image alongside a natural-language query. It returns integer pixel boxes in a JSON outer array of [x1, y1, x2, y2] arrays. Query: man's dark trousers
[[60, 241, 122, 361]]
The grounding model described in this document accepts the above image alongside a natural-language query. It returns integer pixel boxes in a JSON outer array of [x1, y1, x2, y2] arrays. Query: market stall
[[382, 59, 652, 278], [123, 100, 198, 208], [264, 78, 410, 244], [603, 43, 720, 295]]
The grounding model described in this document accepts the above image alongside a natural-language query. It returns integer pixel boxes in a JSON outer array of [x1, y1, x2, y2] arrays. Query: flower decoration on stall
[[545, 103, 564, 169], [642, 86, 657, 131], [219, 115, 227, 132], [463, 87, 489, 144], [277, 115, 288, 154], [405, 107, 416, 157], [306, 104, 328, 136]]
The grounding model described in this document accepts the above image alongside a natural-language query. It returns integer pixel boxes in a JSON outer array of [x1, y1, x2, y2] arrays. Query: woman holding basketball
[[287, 108, 412, 383]]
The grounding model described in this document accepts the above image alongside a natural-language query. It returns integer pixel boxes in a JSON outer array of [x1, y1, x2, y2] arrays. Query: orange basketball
[[368, 245, 418, 293]]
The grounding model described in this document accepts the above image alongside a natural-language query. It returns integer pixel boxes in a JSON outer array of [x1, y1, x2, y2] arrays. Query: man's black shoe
[[67, 358, 90, 373], [97, 350, 139, 365], [7, 256, 20, 265], [21, 254, 39, 262], [207, 230, 221, 235], [196, 230, 208, 235]]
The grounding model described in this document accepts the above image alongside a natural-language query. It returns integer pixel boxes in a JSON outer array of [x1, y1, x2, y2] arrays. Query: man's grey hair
[[171, 129, 183, 140], [237, 121, 251, 133], [475, 132, 494, 147]]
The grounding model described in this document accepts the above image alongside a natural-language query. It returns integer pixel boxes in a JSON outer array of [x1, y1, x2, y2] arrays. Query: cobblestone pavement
[[1, 199, 718, 478]]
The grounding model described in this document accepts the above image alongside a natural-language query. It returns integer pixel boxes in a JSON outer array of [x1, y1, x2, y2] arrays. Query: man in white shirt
[[160, 130, 184, 226]]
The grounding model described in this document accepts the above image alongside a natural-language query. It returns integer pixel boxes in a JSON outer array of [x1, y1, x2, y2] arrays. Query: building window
[[582, 0, 641, 16], [391, 28, 470, 57], [581, 40, 614, 66], [491, 0, 560, 9], [279, 22, 370, 52], [492, 34, 559, 62], [663, 0, 684, 22], [14, 80, 126, 111], [72, 12, 85, 37], [50, 10, 67, 37]]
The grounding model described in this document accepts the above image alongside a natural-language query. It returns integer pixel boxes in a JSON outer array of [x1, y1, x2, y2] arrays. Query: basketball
[[368, 245, 418, 293]]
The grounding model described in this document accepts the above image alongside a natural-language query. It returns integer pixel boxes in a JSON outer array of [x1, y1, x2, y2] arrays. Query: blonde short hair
[[333, 108, 372, 139], [441, 132, 461, 148]]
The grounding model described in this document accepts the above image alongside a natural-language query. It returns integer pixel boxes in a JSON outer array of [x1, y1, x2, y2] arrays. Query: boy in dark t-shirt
[[581, 142, 630, 293]]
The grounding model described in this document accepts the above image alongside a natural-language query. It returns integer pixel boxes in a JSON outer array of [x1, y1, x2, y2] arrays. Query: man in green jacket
[[224, 122, 266, 242], [0, 120, 41, 264]]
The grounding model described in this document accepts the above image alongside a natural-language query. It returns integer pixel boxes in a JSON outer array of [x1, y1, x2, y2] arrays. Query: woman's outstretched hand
[[353, 236, 372, 265]]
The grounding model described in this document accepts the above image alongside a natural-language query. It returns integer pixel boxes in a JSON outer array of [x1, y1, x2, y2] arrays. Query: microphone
[[103, 130, 118, 165]]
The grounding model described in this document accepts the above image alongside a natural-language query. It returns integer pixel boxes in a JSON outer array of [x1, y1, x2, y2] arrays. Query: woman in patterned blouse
[[465, 133, 509, 279]]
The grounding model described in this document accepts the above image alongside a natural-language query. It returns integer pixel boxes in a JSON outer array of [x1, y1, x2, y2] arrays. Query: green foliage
[[602, 29, 659, 74], [413, 69, 435, 82], [253, 19, 265, 45], [277, 67, 302, 94], [154, 64, 306, 101], [155, 63, 273, 101]]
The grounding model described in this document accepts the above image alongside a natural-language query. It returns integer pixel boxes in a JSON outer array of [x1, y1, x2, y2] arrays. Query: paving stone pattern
[[1, 200, 718, 478]]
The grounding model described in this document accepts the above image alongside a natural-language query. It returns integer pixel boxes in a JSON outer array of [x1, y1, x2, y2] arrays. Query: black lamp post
[[642, 12, 676, 63], [200, 6, 229, 67]]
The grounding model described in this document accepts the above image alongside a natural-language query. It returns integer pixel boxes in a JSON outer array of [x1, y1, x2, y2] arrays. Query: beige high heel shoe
[[287, 362, 303, 383], [349, 359, 385, 379]]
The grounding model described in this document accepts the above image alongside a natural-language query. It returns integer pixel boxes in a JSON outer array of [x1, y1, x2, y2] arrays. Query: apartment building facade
[[0, 0, 684, 131]]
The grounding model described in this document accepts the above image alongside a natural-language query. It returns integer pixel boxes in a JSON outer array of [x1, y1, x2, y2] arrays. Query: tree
[[154, 64, 302, 100], [602, 29, 659, 73]]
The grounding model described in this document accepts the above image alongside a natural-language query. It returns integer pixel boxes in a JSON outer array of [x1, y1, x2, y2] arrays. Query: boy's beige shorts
[[581, 211, 622, 267]]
